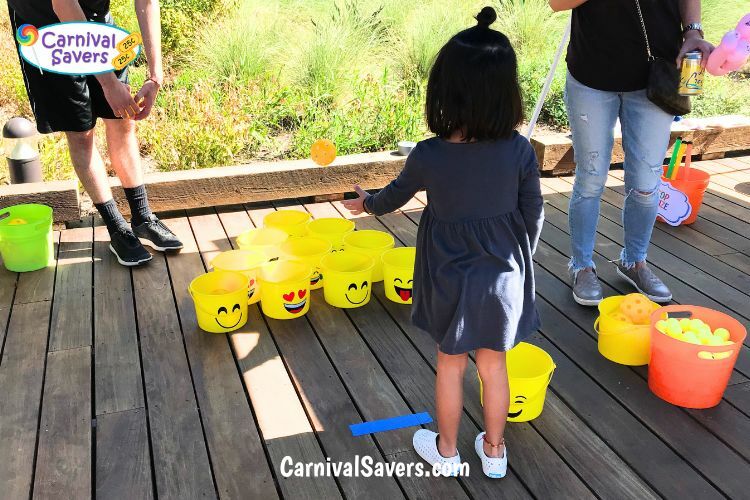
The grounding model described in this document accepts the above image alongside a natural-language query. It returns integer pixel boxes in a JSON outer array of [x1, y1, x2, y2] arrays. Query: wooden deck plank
[[0, 233, 58, 499], [302, 201, 470, 500], [229, 205, 343, 500], [95, 408, 153, 500], [131, 253, 217, 499], [93, 225, 145, 415], [48, 224, 93, 351], [32, 346, 91, 499], [366, 204, 660, 500], [170, 211, 280, 500], [0, 265, 17, 351]]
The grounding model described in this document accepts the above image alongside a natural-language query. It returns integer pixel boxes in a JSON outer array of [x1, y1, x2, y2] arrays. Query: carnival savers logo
[[15, 22, 141, 75]]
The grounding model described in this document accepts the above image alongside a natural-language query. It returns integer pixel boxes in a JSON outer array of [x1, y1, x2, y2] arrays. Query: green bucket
[[0, 204, 54, 272]]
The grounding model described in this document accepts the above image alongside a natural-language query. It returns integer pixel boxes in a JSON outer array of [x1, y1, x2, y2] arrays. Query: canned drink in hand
[[679, 51, 704, 96]]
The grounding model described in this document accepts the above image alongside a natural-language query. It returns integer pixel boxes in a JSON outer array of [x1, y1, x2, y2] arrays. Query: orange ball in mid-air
[[619, 293, 651, 324], [311, 139, 337, 166]]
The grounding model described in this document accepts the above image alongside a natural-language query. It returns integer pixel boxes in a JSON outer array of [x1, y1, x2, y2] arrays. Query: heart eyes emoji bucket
[[257, 260, 312, 320]]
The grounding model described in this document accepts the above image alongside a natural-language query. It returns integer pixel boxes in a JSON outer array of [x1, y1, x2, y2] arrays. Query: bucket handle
[[188, 287, 251, 318]]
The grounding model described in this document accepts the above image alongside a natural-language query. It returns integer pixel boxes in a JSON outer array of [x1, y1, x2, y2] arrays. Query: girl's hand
[[342, 185, 370, 215]]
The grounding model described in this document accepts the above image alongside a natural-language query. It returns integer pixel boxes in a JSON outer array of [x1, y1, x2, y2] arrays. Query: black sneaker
[[109, 228, 153, 267], [133, 215, 184, 252]]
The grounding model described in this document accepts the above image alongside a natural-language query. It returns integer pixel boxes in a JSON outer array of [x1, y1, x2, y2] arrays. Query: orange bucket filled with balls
[[594, 293, 661, 366], [649, 305, 746, 409]]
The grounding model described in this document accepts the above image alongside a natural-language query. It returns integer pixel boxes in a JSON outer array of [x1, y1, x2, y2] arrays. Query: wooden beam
[[0, 180, 79, 223], [532, 121, 750, 176], [111, 151, 406, 215]]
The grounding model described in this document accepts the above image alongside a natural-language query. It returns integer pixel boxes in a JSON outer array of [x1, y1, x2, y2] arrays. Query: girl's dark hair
[[425, 6, 523, 142]]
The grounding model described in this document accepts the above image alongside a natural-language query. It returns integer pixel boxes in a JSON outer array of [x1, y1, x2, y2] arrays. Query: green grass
[[1, 0, 748, 181]]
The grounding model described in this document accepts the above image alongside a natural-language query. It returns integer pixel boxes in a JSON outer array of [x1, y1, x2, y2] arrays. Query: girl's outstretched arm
[[343, 146, 425, 216], [519, 146, 544, 254]]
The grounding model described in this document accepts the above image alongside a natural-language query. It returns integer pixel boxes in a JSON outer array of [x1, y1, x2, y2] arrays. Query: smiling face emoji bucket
[[381, 247, 416, 304], [342, 230, 395, 282], [280, 237, 332, 290], [263, 210, 311, 238], [320, 252, 375, 309], [189, 271, 250, 333], [210, 250, 266, 305], [307, 218, 355, 252], [478, 342, 555, 422], [257, 261, 312, 320]]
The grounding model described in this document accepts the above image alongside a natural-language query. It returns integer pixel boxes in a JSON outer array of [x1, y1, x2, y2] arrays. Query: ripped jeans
[[565, 71, 673, 270]]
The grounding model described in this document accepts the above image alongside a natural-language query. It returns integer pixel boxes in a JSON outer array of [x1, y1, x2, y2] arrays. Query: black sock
[[124, 185, 153, 227], [95, 199, 129, 234]]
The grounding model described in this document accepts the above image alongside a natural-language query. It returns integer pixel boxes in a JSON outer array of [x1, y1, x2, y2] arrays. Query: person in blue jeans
[[550, 0, 713, 305]]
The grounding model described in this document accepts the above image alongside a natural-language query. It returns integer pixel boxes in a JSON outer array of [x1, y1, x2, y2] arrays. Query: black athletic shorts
[[9, 7, 129, 134]]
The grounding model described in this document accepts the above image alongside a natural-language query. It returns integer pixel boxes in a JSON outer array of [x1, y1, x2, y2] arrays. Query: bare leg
[[103, 118, 143, 188], [435, 349, 467, 458], [475, 348, 508, 457], [64, 129, 112, 204]]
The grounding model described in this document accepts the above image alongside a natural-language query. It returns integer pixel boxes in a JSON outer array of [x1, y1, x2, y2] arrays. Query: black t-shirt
[[8, 0, 110, 27], [566, 0, 683, 92]]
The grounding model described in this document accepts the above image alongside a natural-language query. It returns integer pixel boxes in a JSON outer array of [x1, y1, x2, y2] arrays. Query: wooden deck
[[2, 156, 750, 500]]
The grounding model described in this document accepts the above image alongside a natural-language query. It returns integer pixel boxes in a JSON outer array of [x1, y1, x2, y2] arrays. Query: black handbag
[[635, 0, 691, 116]]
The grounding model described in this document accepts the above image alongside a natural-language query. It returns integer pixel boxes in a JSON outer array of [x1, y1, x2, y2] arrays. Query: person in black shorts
[[8, 0, 182, 266]]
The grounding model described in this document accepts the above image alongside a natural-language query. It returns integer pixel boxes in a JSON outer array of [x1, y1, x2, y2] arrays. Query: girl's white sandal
[[412, 429, 462, 477], [474, 432, 507, 478]]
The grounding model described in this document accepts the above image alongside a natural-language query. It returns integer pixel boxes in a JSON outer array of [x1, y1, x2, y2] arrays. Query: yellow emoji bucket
[[479, 342, 555, 422], [189, 271, 250, 334], [320, 252, 375, 309], [236, 227, 288, 260], [280, 237, 332, 290], [342, 230, 395, 282], [264, 210, 311, 238], [307, 218, 355, 251], [210, 249, 266, 305], [257, 260, 312, 320], [382, 247, 416, 304]]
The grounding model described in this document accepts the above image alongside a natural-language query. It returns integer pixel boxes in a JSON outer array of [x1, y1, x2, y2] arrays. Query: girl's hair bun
[[475, 6, 497, 28]]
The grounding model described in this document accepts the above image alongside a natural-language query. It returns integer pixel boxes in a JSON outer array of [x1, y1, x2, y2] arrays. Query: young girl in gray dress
[[343, 6, 544, 479]]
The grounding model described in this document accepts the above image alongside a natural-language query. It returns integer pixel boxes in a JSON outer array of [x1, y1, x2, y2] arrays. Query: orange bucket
[[648, 305, 747, 409], [657, 166, 710, 225]]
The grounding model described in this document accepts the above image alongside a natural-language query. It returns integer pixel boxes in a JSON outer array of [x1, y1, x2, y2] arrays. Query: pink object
[[706, 13, 750, 76]]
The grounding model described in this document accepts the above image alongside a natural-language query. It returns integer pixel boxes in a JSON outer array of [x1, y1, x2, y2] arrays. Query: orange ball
[[619, 293, 651, 324], [311, 139, 337, 166]]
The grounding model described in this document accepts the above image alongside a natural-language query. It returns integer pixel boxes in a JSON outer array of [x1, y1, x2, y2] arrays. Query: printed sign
[[16, 22, 141, 75], [658, 179, 692, 226]]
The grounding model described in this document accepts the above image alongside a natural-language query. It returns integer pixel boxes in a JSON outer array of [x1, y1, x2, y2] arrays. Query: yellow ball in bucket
[[618, 293, 652, 324], [257, 260, 312, 320], [320, 251, 375, 308], [280, 236, 332, 290], [381, 247, 416, 304], [189, 271, 250, 333], [8, 218, 27, 225], [236, 227, 288, 261], [211, 249, 266, 304], [264, 210, 311, 238], [478, 342, 555, 422], [307, 218, 355, 251], [342, 230, 395, 282]]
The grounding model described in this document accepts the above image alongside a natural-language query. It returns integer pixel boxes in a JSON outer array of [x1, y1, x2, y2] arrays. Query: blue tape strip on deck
[[350, 412, 432, 436]]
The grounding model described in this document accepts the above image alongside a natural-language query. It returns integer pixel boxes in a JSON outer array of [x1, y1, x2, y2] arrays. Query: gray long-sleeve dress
[[365, 133, 544, 354]]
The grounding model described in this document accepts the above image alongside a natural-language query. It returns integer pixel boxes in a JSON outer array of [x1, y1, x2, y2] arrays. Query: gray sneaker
[[615, 262, 672, 302], [571, 268, 604, 306]]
